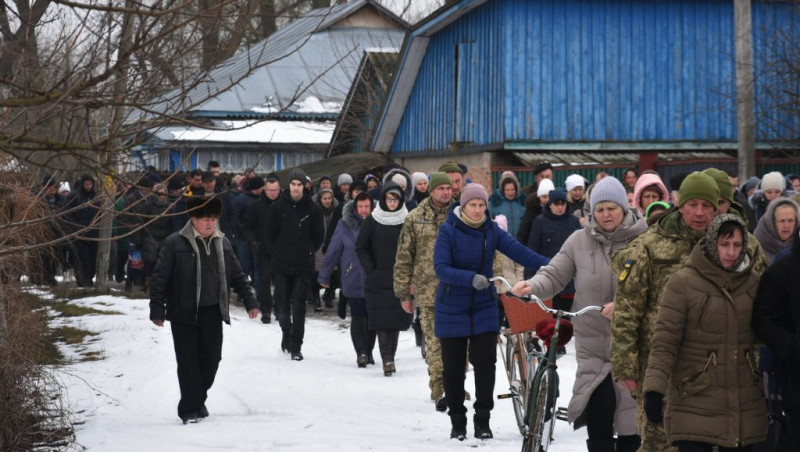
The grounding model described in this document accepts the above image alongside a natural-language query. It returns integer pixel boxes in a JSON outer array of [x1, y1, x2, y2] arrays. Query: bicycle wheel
[[509, 341, 528, 433], [521, 365, 556, 452]]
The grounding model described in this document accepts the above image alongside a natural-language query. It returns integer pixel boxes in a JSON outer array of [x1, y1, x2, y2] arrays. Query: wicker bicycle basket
[[500, 293, 553, 335]]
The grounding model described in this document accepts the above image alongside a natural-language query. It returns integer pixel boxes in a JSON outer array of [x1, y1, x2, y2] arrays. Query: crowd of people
[[32, 161, 800, 451]]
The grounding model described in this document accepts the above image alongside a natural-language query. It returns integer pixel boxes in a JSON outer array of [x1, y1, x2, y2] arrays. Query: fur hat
[[537, 179, 555, 197], [678, 172, 720, 209], [565, 174, 585, 192], [428, 172, 451, 193], [589, 176, 628, 213], [186, 196, 222, 218], [761, 171, 785, 192], [459, 183, 488, 206], [533, 161, 553, 175]]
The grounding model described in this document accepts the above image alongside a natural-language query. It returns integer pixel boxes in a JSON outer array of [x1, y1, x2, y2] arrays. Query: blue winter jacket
[[434, 206, 550, 338], [318, 201, 366, 298], [488, 188, 526, 239]]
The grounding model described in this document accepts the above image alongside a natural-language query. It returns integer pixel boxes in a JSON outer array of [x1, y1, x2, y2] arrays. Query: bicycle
[[491, 276, 602, 452]]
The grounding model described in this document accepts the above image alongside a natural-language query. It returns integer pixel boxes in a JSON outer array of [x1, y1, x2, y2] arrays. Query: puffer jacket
[[434, 206, 549, 338], [489, 175, 526, 239], [318, 201, 365, 298], [643, 243, 767, 447], [525, 210, 645, 432], [149, 221, 257, 325]]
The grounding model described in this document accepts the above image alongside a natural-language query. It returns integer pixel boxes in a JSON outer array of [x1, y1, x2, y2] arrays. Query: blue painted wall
[[391, 0, 797, 154]]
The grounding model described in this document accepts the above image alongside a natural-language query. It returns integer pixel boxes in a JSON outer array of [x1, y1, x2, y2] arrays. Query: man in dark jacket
[[149, 196, 258, 424], [241, 175, 281, 323], [63, 173, 101, 287], [231, 176, 264, 284], [265, 169, 324, 361]]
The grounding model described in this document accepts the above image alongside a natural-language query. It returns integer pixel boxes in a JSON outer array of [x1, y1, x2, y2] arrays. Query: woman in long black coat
[[356, 182, 413, 376]]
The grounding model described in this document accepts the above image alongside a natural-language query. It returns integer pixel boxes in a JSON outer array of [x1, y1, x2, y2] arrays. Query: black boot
[[586, 438, 616, 452], [474, 410, 493, 439], [281, 331, 290, 353], [449, 414, 467, 441], [615, 435, 641, 452]]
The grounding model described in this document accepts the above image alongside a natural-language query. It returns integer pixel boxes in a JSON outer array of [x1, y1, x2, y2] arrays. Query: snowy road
[[54, 293, 588, 451]]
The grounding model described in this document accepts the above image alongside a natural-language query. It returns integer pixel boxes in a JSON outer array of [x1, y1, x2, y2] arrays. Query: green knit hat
[[702, 168, 733, 202], [438, 161, 463, 174], [428, 172, 451, 193], [679, 172, 720, 209]]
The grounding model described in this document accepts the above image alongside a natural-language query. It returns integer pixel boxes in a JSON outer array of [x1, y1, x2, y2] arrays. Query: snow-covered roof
[[150, 119, 336, 144], [133, 0, 407, 121]]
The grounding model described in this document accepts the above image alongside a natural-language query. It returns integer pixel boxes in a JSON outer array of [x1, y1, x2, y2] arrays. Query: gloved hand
[[644, 391, 664, 424], [472, 274, 490, 290], [250, 241, 261, 255]]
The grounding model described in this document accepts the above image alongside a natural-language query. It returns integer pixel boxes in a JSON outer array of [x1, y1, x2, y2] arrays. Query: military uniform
[[394, 195, 453, 401], [611, 207, 766, 452]]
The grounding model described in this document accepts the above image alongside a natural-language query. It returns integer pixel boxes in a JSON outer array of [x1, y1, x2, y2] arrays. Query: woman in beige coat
[[643, 214, 767, 452], [513, 176, 645, 452]]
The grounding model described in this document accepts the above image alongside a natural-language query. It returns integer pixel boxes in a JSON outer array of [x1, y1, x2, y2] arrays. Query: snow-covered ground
[[47, 290, 588, 451]]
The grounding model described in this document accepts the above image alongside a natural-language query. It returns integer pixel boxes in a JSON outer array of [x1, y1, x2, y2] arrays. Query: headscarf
[[702, 214, 748, 271]]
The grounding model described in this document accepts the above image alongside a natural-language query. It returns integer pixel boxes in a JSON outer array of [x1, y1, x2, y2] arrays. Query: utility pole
[[735, 0, 756, 179]]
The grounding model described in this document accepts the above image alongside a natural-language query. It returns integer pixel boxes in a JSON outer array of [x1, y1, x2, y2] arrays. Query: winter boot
[[357, 354, 369, 368], [383, 361, 395, 376], [291, 350, 303, 361], [474, 410, 493, 439], [449, 414, 467, 441], [615, 435, 641, 452], [436, 397, 448, 412], [586, 438, 616, 452], [313, 299, 323, 312]]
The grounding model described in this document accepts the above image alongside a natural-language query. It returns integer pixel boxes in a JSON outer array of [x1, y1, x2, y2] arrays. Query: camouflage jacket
[[394, 196, 453, 307], [610, 208, 767, 389]]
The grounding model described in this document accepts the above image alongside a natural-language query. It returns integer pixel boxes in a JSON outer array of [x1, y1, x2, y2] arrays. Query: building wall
[[390, 0, 798, 155], [334, 7, 398, 29]]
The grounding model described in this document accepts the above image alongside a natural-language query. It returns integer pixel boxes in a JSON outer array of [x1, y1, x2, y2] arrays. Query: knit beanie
[[589, 176, 628, 213], [459, 183, 489, 206], [678, 172, 720, 208], [288, 168, 308, 187], [645, 201, 671, 219], [438, 161, 463, 174], [246, 176, 265, 191], [537, 179, 555, 197], [761, 171, 785, 192], [411, 172, 427, 188], [547, 188, 568, 206], [742, 176, 761, 195], [391, 173, 407, 189], [702, 168, 734, 202], [337, 173, 353, 186], [428, 172, 451, 193], [565, 174, 585, 192]]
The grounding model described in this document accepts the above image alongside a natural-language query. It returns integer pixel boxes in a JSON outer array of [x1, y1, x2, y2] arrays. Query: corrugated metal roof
[[513, 150, 735, 166], [132, 0, 407, 121]]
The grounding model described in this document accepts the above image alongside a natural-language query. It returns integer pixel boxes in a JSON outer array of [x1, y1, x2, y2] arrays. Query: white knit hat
[[411, 172, 427, 187], [761, 171, 785, 192], [59, 181, 70, 193], [565, 174, 585, 192], [537, 179, 555, 197]]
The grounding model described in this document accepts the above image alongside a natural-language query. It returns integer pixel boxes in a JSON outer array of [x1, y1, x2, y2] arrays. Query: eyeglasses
[[385, 197, 400, 203]]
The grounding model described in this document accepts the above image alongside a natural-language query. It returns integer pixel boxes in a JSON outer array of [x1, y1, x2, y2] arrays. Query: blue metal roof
[[132, 0, 407, 122]]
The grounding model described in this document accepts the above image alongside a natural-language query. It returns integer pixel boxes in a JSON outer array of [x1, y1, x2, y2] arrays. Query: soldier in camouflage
[[610, 171, 768, 452], [395, 172, 454, 409]]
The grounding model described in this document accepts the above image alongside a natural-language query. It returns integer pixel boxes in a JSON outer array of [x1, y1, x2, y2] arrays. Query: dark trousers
[[441, 331, 497, 417], [274, 272, 310, 352], [348, 297, 376, 356], [377, 330, 399, 364], [786, 408, 800, 452], [170, 305, 223, 418], [256, 254, 273, 316], [553, 294, 574, 312], [73, 240, 97, 286], [585, 373, 617, 439], [675, 441, 753, 452]]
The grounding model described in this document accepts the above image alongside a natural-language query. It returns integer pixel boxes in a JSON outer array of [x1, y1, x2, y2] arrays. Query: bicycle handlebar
[[490, 276, 603, 318]]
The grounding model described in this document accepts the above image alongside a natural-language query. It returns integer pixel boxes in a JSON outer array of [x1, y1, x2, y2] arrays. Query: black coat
[[525, 207, 582, 282], [265, 189, 324, 275], [241, 194, 274, 257], [137, 196, 175, 265], [752, 233, 800, 410], [149, 223, 257, 325], [355, 214, 412, 331]]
